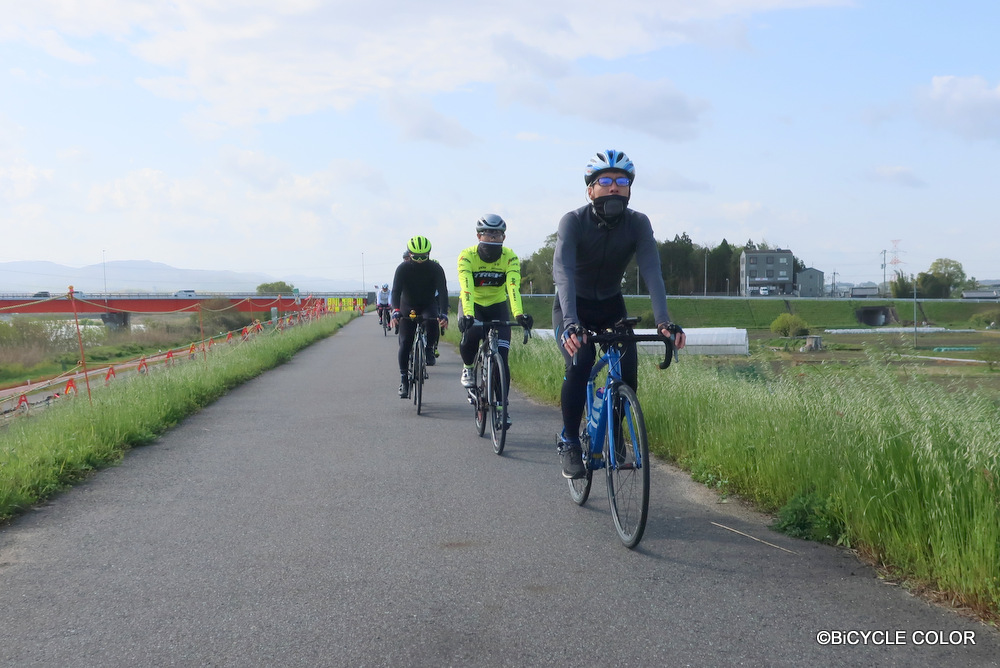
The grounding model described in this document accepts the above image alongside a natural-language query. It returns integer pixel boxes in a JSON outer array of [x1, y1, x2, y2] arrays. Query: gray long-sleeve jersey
[[552, 203, 670, 330]]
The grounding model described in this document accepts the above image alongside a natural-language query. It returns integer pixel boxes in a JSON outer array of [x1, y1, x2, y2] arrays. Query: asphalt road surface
[[1, 314, 998, 667]]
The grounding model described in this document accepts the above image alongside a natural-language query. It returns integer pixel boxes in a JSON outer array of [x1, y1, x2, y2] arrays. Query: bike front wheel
[[605, 383, 650, 548], [487, 351, 508, 455], [473, 358, 487, 436]]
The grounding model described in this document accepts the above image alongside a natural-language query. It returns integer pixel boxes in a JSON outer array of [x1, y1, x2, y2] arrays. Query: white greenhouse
[[634, 327, 749, 356], [535, 327, 749, 356]]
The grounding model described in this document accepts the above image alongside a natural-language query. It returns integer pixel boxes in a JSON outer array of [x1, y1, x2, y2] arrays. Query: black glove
[[658, 321, 683, 337], [458, 315, 475, 333], [562, 323, 583, 344], [516, 314, 533, 329]]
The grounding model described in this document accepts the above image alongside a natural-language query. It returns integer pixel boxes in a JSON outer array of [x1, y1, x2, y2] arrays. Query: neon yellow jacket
[[457, 245, 524, 317]]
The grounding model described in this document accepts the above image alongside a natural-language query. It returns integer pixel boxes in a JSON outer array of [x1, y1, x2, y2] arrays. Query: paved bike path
[[1, 314, 997, 667]]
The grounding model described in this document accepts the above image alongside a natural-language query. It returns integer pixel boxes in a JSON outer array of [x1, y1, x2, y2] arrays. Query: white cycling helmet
[[584, 149, 635, 186], [476, 214, 507, 234]]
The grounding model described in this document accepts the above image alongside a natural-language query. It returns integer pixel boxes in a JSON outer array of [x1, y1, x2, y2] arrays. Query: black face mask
[[591, 194, 629, 228], [477, 242, 503, 263]]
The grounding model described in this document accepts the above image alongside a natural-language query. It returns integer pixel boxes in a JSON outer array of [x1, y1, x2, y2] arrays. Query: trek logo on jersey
[[473, 271, 505, 287]]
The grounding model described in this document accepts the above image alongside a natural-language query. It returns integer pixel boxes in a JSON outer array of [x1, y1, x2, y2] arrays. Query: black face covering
[[477, 242, 503, 263], [591, 194, 629, 228]]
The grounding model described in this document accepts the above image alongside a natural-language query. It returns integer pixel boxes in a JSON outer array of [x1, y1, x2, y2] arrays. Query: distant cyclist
[[457, 214, 532, 424], [391, 236, 449, 398], [375, 284, 391, 326], [553, 149, 686, 479]]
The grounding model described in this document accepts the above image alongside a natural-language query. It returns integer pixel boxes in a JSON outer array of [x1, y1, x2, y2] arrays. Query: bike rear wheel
[[568, 432, 594, 505], [605, 383, 650, 548], [487, 351, 508, 455]]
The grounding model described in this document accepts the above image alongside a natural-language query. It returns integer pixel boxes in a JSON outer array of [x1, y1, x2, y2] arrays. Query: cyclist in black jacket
[[391, 235, 449, 398], [553, 149, 686, 478]]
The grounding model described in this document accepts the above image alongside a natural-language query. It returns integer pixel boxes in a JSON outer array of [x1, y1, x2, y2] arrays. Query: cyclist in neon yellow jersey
[[457, 215, 533, 424]]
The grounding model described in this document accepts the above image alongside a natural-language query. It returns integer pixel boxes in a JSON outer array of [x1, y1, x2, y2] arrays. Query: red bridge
[[0, 291, 367, 327]]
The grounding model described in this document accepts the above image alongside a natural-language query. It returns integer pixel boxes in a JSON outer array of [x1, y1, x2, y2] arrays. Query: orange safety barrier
[[2, 308, 338, 422]]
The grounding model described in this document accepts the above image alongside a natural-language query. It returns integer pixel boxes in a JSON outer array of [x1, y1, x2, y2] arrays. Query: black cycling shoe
[[426, 349, 436, 366], [559, 441, 586, 479], [398, 378, 409, 398]]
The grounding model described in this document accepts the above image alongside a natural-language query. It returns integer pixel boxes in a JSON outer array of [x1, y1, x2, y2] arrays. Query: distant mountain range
[[0, 260, 358, 295]]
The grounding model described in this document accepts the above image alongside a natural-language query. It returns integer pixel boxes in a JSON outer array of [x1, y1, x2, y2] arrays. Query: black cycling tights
[[459, 301, 512, 399], [397, 305, 440, 373]]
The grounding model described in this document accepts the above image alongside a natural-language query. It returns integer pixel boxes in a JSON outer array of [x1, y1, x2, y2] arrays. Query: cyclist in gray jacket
[[553, 149, 686, 479]]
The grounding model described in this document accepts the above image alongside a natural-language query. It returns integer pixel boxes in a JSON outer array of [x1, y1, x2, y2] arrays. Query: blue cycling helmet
[[584, 149, 635, 186]]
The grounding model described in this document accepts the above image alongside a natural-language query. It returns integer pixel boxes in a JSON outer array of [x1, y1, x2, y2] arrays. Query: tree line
[[519, 233, 978, 299], [519, 233, 805, 296]]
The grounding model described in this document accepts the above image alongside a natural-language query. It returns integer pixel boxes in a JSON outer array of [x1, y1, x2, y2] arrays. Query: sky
[[2, 0, 999, 294]]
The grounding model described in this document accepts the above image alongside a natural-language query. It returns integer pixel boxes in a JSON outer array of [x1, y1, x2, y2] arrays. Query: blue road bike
[[567, 317, 678, 548]]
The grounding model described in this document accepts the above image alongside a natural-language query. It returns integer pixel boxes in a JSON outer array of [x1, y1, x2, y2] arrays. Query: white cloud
[[504, 74, 709, 141], [381, 96, 478, 147], [86, 168, 172, 212], [0, 162, 54, 200], [868, 165, 926, 189], [919, 75, 1000, 141], [643, 168, 712, 193], [720, 200, 765, 220], [2, 0, 842, 131], [221, 147, 290, 190]]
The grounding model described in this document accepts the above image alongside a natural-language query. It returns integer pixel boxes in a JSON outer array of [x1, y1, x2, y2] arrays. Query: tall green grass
[[508, 336, 1000, 616], [0, 313, 353, 521]]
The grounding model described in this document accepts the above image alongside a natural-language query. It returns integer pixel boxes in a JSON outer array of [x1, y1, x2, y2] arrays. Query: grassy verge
[[0, 312, 354, 522], [506, 335, 1000, 621]]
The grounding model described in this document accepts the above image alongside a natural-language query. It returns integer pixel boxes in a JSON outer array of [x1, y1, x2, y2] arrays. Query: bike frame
[[407, 315, 429, 414], [467, 319, 530, 454], [581, 324, 675, 469], [583, 347, 628, 470]]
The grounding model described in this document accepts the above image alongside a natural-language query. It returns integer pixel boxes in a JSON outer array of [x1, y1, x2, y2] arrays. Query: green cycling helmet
[[407, 236, 432, 255]]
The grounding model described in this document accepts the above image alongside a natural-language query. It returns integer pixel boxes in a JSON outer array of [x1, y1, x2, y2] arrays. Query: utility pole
[[880, 249, 887, 295], [703, 248, 708, 296], [831, 271, 838, 297]]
